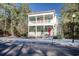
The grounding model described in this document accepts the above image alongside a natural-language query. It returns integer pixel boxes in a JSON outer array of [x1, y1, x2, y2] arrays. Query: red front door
[[48, 27, 51, 36]]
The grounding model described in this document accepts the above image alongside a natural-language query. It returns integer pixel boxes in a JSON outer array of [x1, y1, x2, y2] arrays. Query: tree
[[0, 3, 31, 37], [0, 3, 18, 36], [61, 3, 79, 39], [15, 4, 31, 37]]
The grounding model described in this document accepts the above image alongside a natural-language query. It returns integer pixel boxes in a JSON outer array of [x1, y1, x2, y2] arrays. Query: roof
[[28, 10, 55, 15]]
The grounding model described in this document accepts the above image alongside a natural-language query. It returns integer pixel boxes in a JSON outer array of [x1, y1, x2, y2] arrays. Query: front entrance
[[37, 26, 53, 38]]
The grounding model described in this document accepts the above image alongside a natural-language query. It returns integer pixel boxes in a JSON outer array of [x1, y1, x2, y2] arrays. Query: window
[[45, 14, 53, 20], [29, 16, 36, 23], [45, 26, 49, 32], [37, 16, 43, 23], [29, 26, 36, 32], [45, 14, 53, 23], [37, 26, 43, 32]]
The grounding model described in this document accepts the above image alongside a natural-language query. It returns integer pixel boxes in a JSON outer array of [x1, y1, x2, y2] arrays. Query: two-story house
[[28, 10, 58, 38]]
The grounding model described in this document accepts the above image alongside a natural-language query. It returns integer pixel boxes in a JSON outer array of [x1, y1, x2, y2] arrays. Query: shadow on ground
[[0, 41, 79, 56]]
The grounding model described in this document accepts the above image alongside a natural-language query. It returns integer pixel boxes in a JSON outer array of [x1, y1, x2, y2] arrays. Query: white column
[[43, 15, 45, 38], [43, 26, 45, 38], [36, 16, 37, 38], [43, 15, 45, 25], [28, 16, 29, 38]]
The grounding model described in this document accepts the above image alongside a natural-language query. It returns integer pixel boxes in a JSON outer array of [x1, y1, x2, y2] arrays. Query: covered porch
[[28, 25, 54, 38]]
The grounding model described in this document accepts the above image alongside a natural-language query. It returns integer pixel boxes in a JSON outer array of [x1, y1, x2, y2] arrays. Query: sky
[[29, 3, 63, 16]]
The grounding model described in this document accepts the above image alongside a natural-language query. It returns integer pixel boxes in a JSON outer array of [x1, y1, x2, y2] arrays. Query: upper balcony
[[28, 14, 57, 26]]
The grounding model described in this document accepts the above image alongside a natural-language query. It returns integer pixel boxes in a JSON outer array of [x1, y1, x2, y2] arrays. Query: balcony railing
[[29, 19, 52, 24], [37, 20, 43, 23]]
